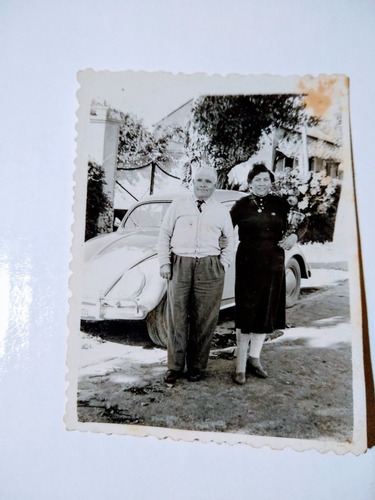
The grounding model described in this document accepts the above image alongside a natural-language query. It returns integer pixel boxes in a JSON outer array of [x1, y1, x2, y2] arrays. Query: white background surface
[[1, 1, 374, 498]]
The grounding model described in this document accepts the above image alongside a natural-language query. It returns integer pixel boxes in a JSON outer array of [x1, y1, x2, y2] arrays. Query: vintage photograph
[[67, 71, 367, 453]]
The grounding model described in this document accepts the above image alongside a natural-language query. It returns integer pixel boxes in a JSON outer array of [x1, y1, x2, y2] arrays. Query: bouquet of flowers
[[271, 168, 341, 234]]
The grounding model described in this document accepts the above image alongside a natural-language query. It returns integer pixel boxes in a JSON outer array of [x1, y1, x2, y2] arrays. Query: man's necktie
[[196, 200, 204, 212]]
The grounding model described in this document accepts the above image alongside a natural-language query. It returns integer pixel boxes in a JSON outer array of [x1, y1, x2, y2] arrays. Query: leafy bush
[[272, 169, 341, 243], [85, 160, 113, 241]]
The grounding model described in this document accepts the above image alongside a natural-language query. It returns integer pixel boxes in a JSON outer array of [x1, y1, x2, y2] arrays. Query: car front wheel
[[146, 294, 168, 348], [285, 257, 302, 308]]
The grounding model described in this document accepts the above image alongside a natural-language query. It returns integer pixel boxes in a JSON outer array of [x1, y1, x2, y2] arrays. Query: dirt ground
[[77, 259, 353, 442]]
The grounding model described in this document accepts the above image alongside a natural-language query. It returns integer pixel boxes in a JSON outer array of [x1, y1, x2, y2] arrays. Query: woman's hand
[[278, 233, 298, 251], [160, 264, 172, 280]]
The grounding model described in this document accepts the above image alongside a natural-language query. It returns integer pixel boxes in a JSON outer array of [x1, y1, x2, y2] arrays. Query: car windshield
[[122, 201, 171, 230]]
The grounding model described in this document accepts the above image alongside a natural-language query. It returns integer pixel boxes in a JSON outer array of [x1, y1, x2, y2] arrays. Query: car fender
[[285, 246, 310, 279], [133, 257, 168, 314]]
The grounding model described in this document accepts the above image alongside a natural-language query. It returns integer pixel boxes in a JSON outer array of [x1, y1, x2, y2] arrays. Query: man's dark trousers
[[166, 253, 225, 372]]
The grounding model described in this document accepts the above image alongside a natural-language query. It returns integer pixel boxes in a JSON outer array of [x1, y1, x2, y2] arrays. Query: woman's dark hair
[[247, 163, 275, 184]]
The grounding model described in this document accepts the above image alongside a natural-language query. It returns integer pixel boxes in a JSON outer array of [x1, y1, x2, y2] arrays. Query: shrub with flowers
[[272, 168, 340, 216], [271, 168, 342, 242]]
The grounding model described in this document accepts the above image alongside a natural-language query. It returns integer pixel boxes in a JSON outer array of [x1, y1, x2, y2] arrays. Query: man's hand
[[278, 233, 298, 251], [160, 264, 172, 280], [219, 235, 228, 249]]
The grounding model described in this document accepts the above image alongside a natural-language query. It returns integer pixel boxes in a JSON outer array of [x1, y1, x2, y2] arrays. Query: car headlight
[[105, 267, 146, 300]]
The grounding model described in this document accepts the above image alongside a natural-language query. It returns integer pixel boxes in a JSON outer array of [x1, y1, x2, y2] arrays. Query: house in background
[[155, 99, 193, 133], [274, 126, 342, 178], [154, 97, 343, 188], [229, 125, 342, 188]]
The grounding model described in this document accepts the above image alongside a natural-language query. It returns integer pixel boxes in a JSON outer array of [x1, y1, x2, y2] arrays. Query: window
[[123, 202, 171, 230]]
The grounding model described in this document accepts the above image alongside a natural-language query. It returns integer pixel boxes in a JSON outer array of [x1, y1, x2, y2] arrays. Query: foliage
[[117, 114, 184, 168], [273, 168, 342, 243], [186, 95, 319, 188], [85, 160, 113, 241], [272, 168, 341, 217], [116, 111, 185, 192]]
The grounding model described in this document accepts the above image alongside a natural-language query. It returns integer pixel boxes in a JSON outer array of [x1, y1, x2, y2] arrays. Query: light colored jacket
[[158, 193, 234, 270]]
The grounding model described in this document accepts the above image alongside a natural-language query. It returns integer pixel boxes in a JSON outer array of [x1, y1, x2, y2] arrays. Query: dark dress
[[230, 194, 291, 334]]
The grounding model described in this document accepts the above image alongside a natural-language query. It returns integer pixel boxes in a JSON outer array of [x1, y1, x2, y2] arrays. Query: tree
[[116, 112, 184, 192], [85, 160, 113, 241], [117, 113, 183, 168], [186, 95, 319, 187]]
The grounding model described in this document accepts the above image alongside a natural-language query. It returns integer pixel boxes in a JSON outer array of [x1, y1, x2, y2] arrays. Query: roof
[[277, 132, 341, 162]]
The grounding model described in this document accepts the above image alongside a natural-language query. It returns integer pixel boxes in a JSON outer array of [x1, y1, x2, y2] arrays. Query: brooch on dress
[[252, 196, 265, 213]]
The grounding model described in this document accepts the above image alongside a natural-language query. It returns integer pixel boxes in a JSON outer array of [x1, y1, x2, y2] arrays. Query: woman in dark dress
[[230, 163, 305, 385]]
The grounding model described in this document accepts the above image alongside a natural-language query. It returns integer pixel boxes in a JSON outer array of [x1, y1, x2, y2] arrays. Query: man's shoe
[[164, 369, 182, 384], [187, 368, 202, 382], [246, 357, 268, 378], [233, 372, 246, 385]]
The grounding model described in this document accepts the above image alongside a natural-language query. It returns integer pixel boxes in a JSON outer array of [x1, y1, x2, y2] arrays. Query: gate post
[[89, 103, 122, 230]]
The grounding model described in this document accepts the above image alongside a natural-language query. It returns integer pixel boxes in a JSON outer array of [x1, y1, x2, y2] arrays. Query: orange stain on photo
[[297, 76, 339, 117]]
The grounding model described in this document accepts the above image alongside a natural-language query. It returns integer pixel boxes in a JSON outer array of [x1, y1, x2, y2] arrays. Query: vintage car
[[81, 190, 311, 347]]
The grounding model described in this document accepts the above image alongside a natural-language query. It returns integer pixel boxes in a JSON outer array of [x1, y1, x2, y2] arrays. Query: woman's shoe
[[247, 357, 268, 378], [233, 372, 246, 385]]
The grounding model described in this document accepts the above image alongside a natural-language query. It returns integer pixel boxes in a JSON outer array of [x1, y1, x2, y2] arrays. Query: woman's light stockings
[[235, 330, 250, 374], [235, 330, 266, 373], [249, 333, 266, 358]]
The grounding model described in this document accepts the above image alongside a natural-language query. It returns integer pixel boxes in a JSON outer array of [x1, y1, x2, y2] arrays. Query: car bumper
[[81, 298, 148, 321]]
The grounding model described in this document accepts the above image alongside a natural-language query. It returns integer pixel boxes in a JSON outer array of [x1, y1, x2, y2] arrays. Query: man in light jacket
[[158, 165, 234, 383]]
